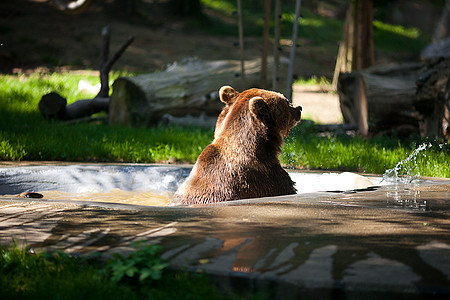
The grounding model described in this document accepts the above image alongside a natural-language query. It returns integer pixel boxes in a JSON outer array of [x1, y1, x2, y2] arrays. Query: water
[[0, 165, 381, 206], [380, 142, 449, 211], [382, 143, 431, 184], [0, 165, 192, 206]]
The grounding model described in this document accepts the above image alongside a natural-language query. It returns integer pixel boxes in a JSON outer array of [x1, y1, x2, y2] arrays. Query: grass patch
[[281, 125, 450, 177], [294, 76, 332, 90], [0, 72, 211, 163], [1, 72, 449, 177], [0, 242, 255, 300]]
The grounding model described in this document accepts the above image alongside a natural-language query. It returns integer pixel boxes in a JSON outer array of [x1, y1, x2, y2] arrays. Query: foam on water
[[291, 172, 380, 193], [0, 165, 191, 195]]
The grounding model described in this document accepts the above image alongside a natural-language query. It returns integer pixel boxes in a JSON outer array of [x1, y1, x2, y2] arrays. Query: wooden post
[[272, 0, 282, 90], [286, 0, 301, 101], [237, 0, 245, 81], [261, 0, 272, 88]]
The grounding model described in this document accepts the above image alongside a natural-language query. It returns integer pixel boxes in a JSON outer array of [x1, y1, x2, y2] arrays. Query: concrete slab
[[1, 179, 449, 298]]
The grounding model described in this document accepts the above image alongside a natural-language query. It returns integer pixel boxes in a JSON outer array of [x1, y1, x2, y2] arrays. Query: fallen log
[[38, 92, 109, 120], [109, 58, 267, 126], [337, 62, 424, 136], [413, 57, 450, 140]]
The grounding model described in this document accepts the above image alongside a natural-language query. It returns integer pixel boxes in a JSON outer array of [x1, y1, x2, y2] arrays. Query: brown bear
[[171, 85, 302, 205]]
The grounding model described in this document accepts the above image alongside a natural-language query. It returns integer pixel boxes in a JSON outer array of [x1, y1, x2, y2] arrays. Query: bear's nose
[[290, 105, 302, 121]]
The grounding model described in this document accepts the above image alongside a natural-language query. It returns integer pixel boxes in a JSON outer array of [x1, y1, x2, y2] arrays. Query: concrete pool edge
[[1, 196, 449, 299], [1, 162, 449, 298]]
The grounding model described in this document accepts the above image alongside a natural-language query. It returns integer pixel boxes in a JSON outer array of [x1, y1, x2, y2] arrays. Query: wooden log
[[337, 62, 424, 135], [38, 92, 67, 120], [38, 92, 109, 121], [413, 57, 450, 140], [109, 58, 266, 126]]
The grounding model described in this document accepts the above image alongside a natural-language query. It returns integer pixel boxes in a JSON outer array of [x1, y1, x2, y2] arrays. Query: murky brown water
[[10, 189, 172, 206]]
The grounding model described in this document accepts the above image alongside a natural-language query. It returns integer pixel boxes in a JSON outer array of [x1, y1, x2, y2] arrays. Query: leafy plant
[[106, 242, 168, 284], [0, 242, 243, 299]]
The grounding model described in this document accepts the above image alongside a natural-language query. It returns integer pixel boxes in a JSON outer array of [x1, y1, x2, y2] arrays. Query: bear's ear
[[219, 86, 238, 105], [249, 96, 271, 123]]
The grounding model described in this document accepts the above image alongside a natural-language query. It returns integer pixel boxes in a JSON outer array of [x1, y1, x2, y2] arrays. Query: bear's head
[[214, 86, 302, 147]]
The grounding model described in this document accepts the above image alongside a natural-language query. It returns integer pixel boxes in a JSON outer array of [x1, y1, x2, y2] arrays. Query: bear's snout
[[290, 105, 302, 122]]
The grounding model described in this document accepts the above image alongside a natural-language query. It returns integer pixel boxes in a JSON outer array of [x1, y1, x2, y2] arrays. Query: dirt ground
[[1, 0, 344, 123]]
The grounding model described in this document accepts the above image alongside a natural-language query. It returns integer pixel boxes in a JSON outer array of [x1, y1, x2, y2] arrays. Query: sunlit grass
[[201, 0, 236, 16], [373, 20, 428, 54], [373, 20, 420, 39], [281, 125, 450, 177], [0, 72, 212, 163], [294, 75, 332, 88]]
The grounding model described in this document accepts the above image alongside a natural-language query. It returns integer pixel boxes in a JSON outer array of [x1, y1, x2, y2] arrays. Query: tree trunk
[[109, 58, 266, 126], [332, 0, 374, 88], [338, 62, 424, 135]]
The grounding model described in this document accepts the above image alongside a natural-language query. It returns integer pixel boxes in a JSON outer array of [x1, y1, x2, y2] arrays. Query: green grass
[[281, 125, 450, 177], [294, 75, 332, 88], [0, 242, 255, 300], [1, 72, 449, 177], [0, 72, 211, 163]]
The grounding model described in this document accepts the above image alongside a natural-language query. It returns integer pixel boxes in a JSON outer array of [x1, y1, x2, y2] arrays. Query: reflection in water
[[385, 183, 427, 210]]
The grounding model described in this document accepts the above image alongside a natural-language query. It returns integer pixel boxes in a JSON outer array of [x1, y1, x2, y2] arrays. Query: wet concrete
[[0, 164, 449, 298]]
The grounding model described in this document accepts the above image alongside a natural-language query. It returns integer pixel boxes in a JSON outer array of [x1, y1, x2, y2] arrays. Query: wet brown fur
[[171, 86, 302, 205]]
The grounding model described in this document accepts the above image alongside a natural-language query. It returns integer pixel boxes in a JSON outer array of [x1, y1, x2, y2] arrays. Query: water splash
[[382, 143, 432, 184]]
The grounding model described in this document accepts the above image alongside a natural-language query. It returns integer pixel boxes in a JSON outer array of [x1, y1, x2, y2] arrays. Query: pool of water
[[0, 164, 448, 209]]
